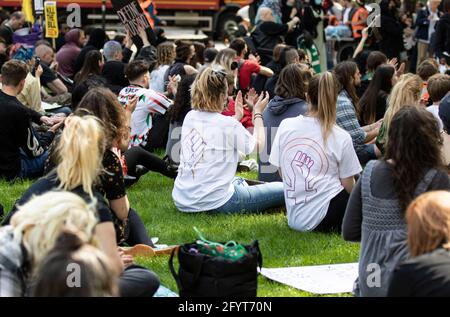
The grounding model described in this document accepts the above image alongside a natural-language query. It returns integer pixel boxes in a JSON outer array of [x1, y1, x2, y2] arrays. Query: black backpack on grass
[[169, 240, 262, 297]]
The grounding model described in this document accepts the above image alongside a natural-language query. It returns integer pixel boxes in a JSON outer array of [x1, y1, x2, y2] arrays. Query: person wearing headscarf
[[55, 29, 85, 78]]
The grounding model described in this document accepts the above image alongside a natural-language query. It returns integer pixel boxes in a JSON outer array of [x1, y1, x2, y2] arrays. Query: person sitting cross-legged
[[172, 66, 285, 214]]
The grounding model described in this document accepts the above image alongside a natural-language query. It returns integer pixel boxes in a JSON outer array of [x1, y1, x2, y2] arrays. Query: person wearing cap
[[438, 93, 450, 168], [199, 48, 218, 72], [351, 0, 368, 39]]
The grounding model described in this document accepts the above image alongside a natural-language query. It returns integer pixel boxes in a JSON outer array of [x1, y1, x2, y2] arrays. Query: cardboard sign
[[44, 1, 58, 38], [34, 0, 44, 15], [111, 0, 157, 46]]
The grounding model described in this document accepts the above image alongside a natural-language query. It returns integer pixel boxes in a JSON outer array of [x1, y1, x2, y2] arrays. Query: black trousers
[[124, 146, 176, 180], [125, 208, 155, 247], [315, 189, 350, 233], [119, 265, 160, 297]]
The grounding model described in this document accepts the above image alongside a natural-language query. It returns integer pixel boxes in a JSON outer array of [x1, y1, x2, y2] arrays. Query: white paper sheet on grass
[[260, 263, 358, 294]]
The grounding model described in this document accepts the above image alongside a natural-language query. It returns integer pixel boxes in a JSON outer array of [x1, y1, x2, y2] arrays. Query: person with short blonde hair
[[0, 191, 99, 296], [388, 191, 450, 297], [172, 66, 285, 213]]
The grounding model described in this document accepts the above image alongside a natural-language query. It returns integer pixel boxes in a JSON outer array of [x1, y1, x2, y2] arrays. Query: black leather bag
[[169, 240, 262, 297]]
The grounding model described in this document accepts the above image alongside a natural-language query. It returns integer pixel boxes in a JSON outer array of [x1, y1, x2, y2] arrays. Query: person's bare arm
[[341, 176, 356, 194], [258, 65, 274, 77], [184, 65, 198, 75], [109, 196, 130, 221], [94, 222, 124, 275], [47, 78, 68, 94], [252, 92, 270, 153], [353, 27, 369, 59], [363, 120, 382, 143]]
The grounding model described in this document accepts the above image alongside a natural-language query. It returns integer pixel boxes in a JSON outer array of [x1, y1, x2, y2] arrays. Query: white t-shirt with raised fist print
[[270, 115, 361, 231]]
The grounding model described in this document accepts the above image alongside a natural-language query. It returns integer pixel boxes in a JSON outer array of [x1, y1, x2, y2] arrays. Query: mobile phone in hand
[[32, 57, 41, 76]]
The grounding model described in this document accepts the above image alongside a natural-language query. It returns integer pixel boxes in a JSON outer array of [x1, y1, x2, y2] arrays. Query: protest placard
[[111, 0, 157, 46], [44, 1, 58, 38]]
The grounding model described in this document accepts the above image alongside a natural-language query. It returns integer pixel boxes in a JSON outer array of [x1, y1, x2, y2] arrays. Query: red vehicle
[[0, 0, 252, 38]]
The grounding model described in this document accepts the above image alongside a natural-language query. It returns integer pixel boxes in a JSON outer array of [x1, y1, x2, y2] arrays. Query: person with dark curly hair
[[343, 106, 450, 297]]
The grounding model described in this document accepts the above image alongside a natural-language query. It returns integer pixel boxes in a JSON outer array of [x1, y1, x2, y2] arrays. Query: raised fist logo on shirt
[[287, 150, 318, 202], [282, 138, 328, 205], [180, 128, 206, 178]]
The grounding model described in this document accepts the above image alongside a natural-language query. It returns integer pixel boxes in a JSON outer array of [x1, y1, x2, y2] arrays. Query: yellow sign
[[44, 1, 59, 38]]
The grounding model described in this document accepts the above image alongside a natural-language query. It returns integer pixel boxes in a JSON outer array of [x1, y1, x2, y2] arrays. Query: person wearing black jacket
[[0, 60, 60, 181], [102, 40, 130, 94], [0, 11, 25, 47], [251, 7, 300, 65], [378, 0, 405, 59], [434, 0, 450, 64]]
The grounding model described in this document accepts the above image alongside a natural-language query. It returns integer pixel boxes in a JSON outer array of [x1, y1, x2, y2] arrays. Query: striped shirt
[[118, 85, 172, 147]]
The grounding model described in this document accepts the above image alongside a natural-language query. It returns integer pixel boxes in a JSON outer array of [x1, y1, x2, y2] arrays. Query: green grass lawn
[[0, 170, 360, 297]]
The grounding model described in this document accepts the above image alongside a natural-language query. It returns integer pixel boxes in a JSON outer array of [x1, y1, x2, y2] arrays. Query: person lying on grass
[[172, 66, 285, 214]]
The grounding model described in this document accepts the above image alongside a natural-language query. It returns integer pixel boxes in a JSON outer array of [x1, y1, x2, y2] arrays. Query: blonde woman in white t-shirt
[[270, 72, 362, 232], [172, 66, 285, 213]]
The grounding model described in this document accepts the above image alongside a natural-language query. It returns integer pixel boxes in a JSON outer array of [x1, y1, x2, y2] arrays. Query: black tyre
[[337, 42, 355, 63], [217, 11, 239, 40]]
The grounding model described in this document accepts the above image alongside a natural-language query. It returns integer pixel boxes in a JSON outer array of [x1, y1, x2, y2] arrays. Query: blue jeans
[[47, 106, 72, 116], [211, 178, 285, 214], [19, 149, 49, 179], [357, 144, 377, 165]]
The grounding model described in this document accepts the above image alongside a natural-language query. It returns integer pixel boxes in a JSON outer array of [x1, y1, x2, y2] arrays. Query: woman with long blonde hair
[[270, 72, 362, 232], [0, 191, 100, 296], [376, 74, 423, 153], [388, 191, 450, 297], [2, 115, 160, 297]]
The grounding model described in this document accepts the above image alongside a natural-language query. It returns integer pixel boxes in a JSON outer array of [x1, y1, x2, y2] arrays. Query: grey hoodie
[[258, 96, 308, 182]]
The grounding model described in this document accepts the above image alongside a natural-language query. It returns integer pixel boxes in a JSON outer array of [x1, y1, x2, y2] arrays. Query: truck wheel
[[337, 43, 355, 63], [217, 12, 239, 40]]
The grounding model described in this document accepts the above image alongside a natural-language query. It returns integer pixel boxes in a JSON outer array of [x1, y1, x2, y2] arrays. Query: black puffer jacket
[[434, 13, 450, 60]]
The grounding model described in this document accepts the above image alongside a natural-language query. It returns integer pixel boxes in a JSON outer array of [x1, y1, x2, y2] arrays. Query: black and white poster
[[111, 0, 157, 46]]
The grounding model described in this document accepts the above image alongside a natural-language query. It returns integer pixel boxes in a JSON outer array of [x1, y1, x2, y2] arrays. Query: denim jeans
[[19, 149, 49, 179], [357, 144, 377, 165], [211, 177, 285, 214]]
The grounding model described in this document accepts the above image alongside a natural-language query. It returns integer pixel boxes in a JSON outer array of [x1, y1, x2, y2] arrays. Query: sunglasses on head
[[211, 67, 227, 79]]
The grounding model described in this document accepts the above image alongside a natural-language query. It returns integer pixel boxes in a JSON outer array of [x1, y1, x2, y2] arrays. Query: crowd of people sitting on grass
[[0, 0, 450, 297]]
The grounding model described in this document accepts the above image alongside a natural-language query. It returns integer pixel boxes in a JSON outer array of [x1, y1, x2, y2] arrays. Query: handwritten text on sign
[[116, 1, 149, 36], [45, 1, 59, 38]]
